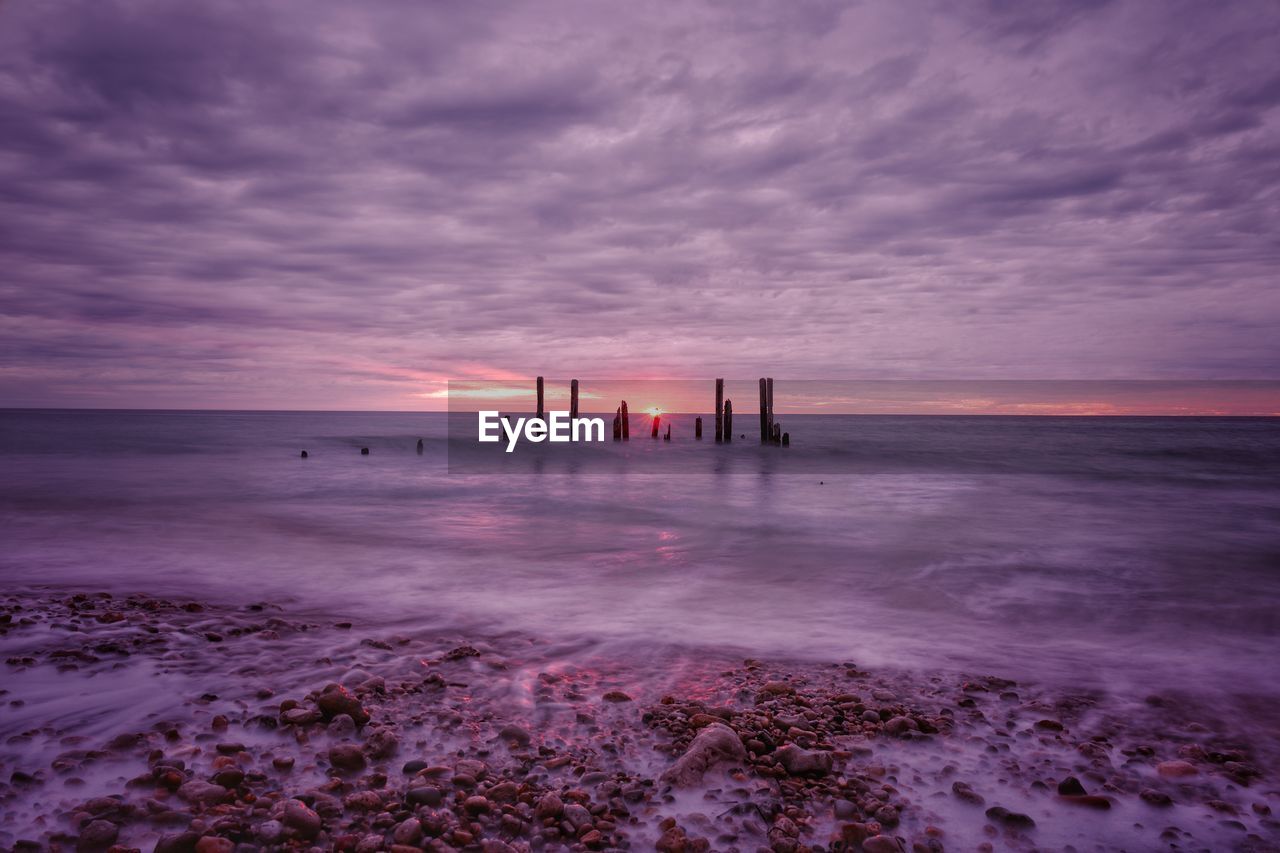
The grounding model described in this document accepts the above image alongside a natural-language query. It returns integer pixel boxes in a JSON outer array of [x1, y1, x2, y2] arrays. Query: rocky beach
[[2, 588, 1276, 852]]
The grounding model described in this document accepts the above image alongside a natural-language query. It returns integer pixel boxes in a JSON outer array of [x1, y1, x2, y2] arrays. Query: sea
[[1, 409, 1278, 699]]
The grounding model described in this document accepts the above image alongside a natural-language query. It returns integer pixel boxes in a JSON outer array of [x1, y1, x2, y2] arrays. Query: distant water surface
[[2, 409, 1278, 700]]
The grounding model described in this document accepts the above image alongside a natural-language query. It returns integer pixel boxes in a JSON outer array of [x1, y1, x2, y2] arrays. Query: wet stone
[[329, 743, 367, 772]]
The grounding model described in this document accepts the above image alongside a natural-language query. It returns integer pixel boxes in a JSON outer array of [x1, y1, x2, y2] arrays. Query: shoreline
[[1, 589, 1276, 852]]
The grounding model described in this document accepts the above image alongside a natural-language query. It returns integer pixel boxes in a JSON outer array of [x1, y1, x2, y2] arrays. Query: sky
[[1, 0, 1278, 411]]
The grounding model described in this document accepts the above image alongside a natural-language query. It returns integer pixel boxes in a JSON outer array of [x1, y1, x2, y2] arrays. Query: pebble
[[774, 744, 834, 776], [1140, 788, 1173, 806], [194, 837, 234, 853], [862, 835, 902, 853], [328, 713, 357, 736], [407, 786, 444, 807], [536, 792, 564, 819], [344, 790, 382, 811], [366, 727, 399, 758], [499, 724, 532, 746], [281, 799, 322, 840], [316, 684, 370, 724], [455, 758, 487, 780], [256, 821, 284, 843], [1156, 760, 1198, 778], [1060, 794, 1113, 810], [155, 831, 202, 853], [177, 780, 230, 805], [884, 716, 918, 736], [985, 806, 1036, 829], [393, 818, 423, 845], [1057, 776, 1087, 796], [489, 781, 519, 802], [77, 819, 119, 850], [211, 768, 243, 788], [329, 743, 366, 772], [282, 708, 321, 725], [563, 802, 593, 829]]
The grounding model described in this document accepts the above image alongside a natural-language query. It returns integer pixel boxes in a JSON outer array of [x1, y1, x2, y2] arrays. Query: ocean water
[[2, 409, 1279, 700]]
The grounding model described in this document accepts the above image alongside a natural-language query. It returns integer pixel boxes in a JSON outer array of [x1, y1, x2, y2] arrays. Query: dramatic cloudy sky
[[1, 0, 1278, 409]]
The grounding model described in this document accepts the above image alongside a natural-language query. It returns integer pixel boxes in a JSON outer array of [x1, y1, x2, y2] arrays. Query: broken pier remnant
[[715, 379, 724, 443]]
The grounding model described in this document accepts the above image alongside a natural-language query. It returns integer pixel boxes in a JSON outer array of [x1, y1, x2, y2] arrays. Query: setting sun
[[646, 406, 662, 416]]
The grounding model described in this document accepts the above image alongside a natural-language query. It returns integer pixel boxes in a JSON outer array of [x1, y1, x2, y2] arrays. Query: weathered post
[[715, 379, 724, 443], [651, 414, 661, 438], [613, 408, 621, 440], [570, 379, 579, 421], [621, 401, 630, 440], [766, 377, 774, 440], [416, 438, 424, 455], [664, 423, 671, 441], [300, 450, 308, 458], [361, 447, 370, 455], [536, 376, 545, 422], [759, 378, 768, 443], [695, 416, 703, 439], [723, 400, 733, 443], [782, 431, 790, 447], [772, 423, 781, 446]]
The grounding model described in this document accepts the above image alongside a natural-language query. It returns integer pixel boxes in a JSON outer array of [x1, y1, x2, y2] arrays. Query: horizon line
[[2, 406, 1278, 418]]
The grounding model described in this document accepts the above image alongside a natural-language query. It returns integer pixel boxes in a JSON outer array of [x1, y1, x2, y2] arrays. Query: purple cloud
[[1, 0, 1277, 408]]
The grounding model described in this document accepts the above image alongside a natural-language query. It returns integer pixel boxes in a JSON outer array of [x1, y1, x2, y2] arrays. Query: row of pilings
[[534, 376, 788, 446], [712, 377, 786, 445]]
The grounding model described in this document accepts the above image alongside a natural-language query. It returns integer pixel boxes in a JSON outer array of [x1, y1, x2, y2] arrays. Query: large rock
[[660, 723, 746, 787], [1156, 760, 1198, 778], [329, 744, 366, 773], [862, 836, 904, 853], [77, 819, 119, 851], [176, 780, 230, 805], [535, 792, 563, 819], [774, 744, 833, 776], [280, 799, 322, 839], [316, 684, 370, 725]]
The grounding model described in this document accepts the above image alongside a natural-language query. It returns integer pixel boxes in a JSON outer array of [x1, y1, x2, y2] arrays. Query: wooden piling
[[651, 413, 661, 438], [613, 408, 621, 440], [361, 447, 370, 455], [715, 379, 724, 443], [536, 376, 544, 421], [772, 423, 781, 446], [570, 379, 579, 421], [766, 377, 774, 440], [300, 450, 308, 458], [621, 401, 630, 440], [782, 431, 790, 447], [664, 423, 671, 441], [759, 378, 768, 443], [723, 400, 733, 443], [416, 438, 423, 455], [695, 416, 703, 439]]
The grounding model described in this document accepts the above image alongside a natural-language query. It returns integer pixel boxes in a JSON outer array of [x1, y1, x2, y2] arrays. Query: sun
[[647, 406, 662, 417]]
